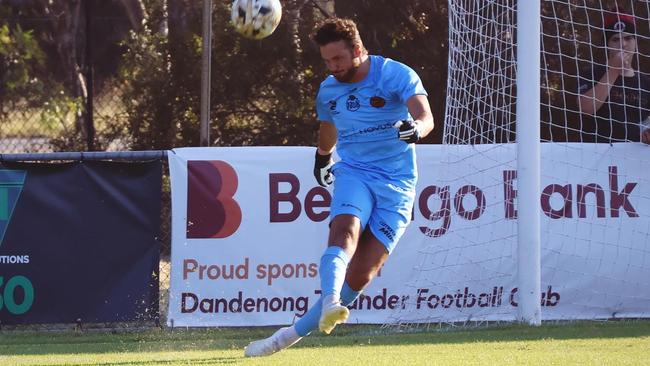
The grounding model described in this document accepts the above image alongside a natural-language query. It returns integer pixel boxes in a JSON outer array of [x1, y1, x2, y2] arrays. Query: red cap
[[604, 13, 635, 33]]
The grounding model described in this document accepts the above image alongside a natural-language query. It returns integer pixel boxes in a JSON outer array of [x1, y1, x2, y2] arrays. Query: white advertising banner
[[167, 144, 650, 327]]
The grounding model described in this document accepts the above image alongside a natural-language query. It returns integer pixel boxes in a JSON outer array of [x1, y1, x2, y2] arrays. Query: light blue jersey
[[316, 55, 428, 179], [316, 55, 428, 251]]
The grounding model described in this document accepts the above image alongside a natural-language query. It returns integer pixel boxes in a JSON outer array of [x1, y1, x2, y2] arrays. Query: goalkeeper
[[577, 11, 650, 144], [245, 17, 434, 357]]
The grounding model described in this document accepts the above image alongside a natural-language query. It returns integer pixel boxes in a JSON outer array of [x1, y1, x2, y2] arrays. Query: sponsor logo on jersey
[[370, 96, 386, 108], [346, 95, 360, 111]]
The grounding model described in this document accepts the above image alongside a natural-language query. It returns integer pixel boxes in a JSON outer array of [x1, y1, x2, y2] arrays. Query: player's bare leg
[[345, 228, 390, 293]]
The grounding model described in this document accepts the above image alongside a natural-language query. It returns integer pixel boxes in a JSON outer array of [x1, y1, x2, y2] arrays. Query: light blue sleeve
[[389, 61, 428, 104], [315, 89, 332, 122]]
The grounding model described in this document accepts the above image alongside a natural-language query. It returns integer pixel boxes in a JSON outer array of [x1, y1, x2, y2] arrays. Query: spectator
[[577, 12, 650, 144]]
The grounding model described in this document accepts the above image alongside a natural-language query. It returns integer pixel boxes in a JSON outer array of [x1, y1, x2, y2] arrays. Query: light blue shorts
[[330, 164, 416, 253]]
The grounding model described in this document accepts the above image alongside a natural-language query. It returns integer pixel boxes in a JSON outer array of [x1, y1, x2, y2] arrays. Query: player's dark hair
[[312, 18, 364, 51]]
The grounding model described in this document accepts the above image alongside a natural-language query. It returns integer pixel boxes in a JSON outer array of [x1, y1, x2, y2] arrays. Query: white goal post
[[516, 0, 542, 326], [440, 0, 543, 326]]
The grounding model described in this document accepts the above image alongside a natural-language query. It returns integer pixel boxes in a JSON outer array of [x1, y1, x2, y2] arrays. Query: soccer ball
[[231, 0, 282, 40]]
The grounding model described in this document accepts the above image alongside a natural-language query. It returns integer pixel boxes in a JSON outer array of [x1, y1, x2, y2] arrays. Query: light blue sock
[[319, 246, 350, 299], [340, 281, 362, 306], [294, 282, 361, 337]]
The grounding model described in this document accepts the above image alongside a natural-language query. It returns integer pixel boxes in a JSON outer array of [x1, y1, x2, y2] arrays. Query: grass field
[[1, 321, 649, 365]]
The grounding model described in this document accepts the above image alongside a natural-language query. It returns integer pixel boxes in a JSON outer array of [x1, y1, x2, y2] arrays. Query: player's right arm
[[577, 52, 629, 115], [317, 121, 337, 155], [314, 121, 337, 187]]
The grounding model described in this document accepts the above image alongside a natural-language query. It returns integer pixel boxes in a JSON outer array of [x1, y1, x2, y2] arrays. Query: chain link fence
[[1, 7, 137, 154], [1, 4, 172, 331]]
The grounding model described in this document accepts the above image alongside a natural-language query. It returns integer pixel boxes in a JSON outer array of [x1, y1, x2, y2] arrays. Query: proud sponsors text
[[183, 258, 318, 286]]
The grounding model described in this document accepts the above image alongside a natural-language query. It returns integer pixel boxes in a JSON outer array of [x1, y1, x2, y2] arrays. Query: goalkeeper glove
[[394, 120, 421, 144], [314, 151, 335, 187]]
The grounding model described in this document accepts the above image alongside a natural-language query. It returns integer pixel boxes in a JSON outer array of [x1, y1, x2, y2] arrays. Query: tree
[[117, 0, 327, 149], [3, 0, 453, 150], [0, 19, 46, 113], [115, 0, 451, 149], [0, 0, 138, 151]]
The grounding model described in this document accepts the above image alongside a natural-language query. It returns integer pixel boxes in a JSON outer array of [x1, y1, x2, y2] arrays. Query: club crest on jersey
[[346, 95, 360, 111], [328, 100, 339, 115], [370, 96, 386, 108]]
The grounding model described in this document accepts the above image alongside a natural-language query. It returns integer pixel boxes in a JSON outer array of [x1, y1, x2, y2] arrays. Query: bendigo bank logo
[[0, 170, 26, 248], [186, 161, 242, 239]]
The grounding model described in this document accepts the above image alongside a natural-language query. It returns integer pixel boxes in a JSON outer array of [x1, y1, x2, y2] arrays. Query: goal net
[[387, 0, 650, 327]]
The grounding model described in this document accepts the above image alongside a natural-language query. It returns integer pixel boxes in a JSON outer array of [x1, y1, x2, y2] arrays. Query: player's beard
[[333, 64, 360, 83]]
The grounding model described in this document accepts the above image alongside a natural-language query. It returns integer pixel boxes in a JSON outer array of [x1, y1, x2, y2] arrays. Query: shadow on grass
[[52, 357, 240, 366], [1, 320, 649, 356]]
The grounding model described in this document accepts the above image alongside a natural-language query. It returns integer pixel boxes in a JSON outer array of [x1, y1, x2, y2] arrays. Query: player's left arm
[[407, 94, 434, 139]]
